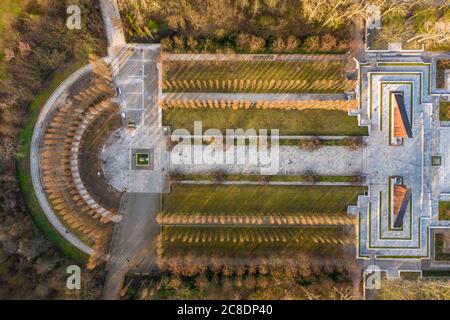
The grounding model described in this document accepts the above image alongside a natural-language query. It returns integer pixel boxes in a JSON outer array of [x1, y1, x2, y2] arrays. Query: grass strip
[[164, 108, 368, 136], [163, 184, 366, 216]]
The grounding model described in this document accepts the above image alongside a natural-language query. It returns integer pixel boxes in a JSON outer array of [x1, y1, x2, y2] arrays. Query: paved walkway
[[99, 0, 126, 56], [438, 127, 450, 193], [178, 180, 361, 186], [103, 193, 160, 299], [171, 135, 357, 140], [102, 48, 166, 296], [99, 1, 168, 299], [169, 145, 363, 177]]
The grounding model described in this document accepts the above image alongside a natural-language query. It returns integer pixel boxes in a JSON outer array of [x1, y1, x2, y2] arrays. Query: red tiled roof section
[[393, 95, 407, 138], [393, 184, 408, 215], [392, 93, 413, 138], [393, 105, 408, 137]]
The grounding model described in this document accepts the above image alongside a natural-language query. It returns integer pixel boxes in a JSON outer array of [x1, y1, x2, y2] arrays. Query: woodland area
[[117, 0, 368, 53], [1, 0, 449, 300], [367, 1, 450, 51], [122, 269, 357, 300], [117, 0, 449, 54], [0, 0, 106, 299], [374, 278, 450, 300]]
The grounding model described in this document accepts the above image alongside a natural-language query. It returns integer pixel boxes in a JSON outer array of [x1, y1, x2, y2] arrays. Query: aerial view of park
[[0, 0, 449, 305]]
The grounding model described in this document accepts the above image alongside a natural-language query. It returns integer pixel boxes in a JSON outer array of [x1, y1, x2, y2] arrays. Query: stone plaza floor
[[351, 55, 450, 268]]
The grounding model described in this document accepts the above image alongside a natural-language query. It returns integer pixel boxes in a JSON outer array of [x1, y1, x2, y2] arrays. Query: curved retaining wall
[[31, 64, 94, 255]]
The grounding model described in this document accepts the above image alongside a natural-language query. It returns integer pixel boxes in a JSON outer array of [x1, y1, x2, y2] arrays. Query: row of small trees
[[155, 247, 351, 278], [163, 78, 354, 93], [299, 137, 365, 151], [160, 34, 352, 54], [159, 226, 352, 245], [157, 212, 356, 226], [160, 99, 357, 111]]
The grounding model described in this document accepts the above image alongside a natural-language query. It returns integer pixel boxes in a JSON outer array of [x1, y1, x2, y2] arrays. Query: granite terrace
[[348, 55, 450, 276]]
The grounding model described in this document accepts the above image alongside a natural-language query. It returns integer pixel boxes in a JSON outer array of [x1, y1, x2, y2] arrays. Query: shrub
[[271, 37, 286, 53], [237, 33, 265, 53], [321, 34, 337, 51], [303, 170, 319, 184], [336, 40, 351, 53], [186, 36, 198, 52], [161, 37, 173, 52], [237, 33, 251, 50], [299, 138, 322, 152], [169, 170, 185, 183], [351, 172, 364, 184], [166, 15, 186, 30], [172, 36, 185, 52], [211, 169, 227, 183], [260, 175, 272, 184], [285, 35, 299, 52], [302, 36, 321, 52], [249, 35, 266, 53], [342, 137, 364, 150]]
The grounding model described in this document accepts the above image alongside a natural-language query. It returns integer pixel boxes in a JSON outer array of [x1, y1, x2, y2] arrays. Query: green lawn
[[439, 102, 450, 121], [0, 0, 27, 39], [163, 60, 349, 93], [279, 137, 363, 147], [434, 233, 450, 261], [163, 185, 366, 216], [136, 153, 150, 166], [164, 108, 368, 136], [369, 7, 450, 52], [16, 61, 89, 263], [437, 60, 450, 89], [0, 0, 28, 77], [438, 202, 450, 220]]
